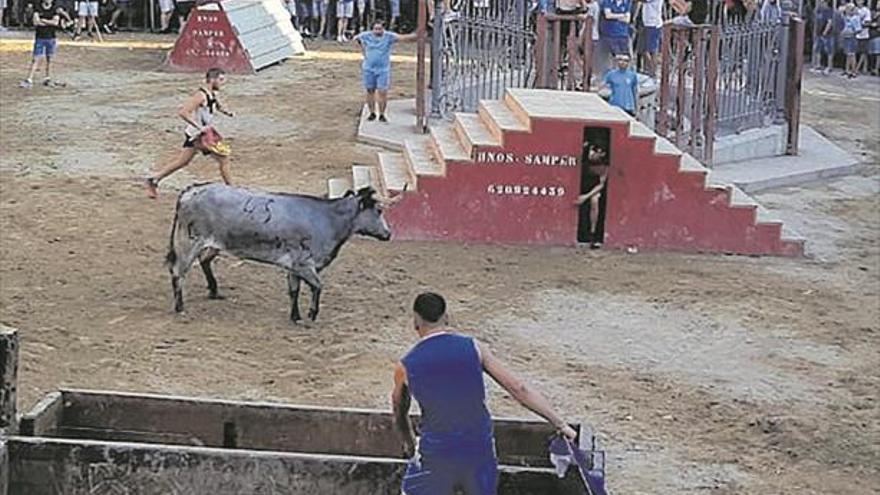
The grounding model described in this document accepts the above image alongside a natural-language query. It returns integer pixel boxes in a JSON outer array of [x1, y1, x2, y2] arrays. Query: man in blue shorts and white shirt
[[354, 21, 416, 122], [601, 0, 633, 55], [638, 0, 663, 77], [392, 292, 578, 495]]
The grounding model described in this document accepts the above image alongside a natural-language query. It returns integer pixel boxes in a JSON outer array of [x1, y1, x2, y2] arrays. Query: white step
[[628, 120, 655, 139], [351, 165, 377, 191], [429, 123, 470, 164], [728, 185, 759, 209], [653, 136, 682, 156], [505, 88, 630, 124], [404, 138, 444, 178], [327, 177, 351, 198], [478, 100, 529, 143], [377, 153, 413, 192], [453, 113, 500, 157], [679, 154, 707, 173]]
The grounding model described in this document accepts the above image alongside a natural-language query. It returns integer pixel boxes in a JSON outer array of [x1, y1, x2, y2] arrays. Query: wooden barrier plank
[[18, 392, 62, 437], [7, 437, 584, 495], [55, 389, 560, 466]]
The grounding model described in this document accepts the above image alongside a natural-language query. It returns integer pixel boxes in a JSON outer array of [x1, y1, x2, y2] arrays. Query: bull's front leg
[[286, 271, 303, 322], [295, 265, 323, 322]]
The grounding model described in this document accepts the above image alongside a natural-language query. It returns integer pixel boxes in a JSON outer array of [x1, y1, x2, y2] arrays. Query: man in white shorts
[[158, 0, 174, 32], [73, 0, 102, 41], [336, 0, 353, 42]]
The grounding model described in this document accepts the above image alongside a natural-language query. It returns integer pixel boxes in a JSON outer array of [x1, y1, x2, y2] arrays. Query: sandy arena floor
[[0, 34, 878, 493]]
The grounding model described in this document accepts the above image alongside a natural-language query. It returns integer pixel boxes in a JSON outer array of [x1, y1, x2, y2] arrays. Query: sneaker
[[378, 114, 387, 122], [590, 241, 602, 250], [19, 79, 33, 89], [42, 77, 52, 86], [367, 112, 377, 121], [102, 23, 113, 34], [144, 178, 159, 199]]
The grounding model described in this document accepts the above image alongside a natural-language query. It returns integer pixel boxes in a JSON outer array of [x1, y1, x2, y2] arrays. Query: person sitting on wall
[[602, 53, 639, 117], [575, 144, 609, 249]]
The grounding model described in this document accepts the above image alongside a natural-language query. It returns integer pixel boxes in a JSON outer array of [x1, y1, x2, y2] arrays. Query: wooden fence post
[[415, 0, 428, 132], [536, 14, 548, 89], [0, 325, 19, 436], [785, 17, 805, 155]]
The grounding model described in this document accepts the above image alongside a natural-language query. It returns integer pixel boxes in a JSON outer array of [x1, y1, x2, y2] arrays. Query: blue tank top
[[402, 333, 494, 458]]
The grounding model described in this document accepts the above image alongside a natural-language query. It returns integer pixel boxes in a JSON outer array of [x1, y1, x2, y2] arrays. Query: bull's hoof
[[208, 292, 226, 300], [174, 304, 185, 313], [307, 311, 319, 321]]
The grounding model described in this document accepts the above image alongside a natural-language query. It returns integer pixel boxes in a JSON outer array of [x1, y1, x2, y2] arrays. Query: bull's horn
[[377, 183, 408, 207]]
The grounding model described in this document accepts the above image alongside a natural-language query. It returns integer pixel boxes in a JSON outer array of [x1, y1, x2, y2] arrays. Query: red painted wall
[[386, 114, 802, 256]]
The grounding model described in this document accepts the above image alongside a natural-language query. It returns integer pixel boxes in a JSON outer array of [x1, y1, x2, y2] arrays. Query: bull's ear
[[356, 186, 375, 199], [343, 189, 356, 198]]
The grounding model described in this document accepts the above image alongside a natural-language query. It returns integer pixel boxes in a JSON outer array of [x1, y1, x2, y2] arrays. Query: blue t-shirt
[[814, 6, 833, 35], [604, 68, 638, 112], [356, 31, 399, 72], [600, 0, 631, 38], [401, 333, 494, 458]]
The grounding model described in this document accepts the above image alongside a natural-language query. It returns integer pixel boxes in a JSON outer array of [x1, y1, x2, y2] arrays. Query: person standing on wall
[[600, 0, 633, 55], [353, 20, 417, 122], [603, 53, 639, 116], [637, 0, 663, 77], [392, 292, 579, 495]]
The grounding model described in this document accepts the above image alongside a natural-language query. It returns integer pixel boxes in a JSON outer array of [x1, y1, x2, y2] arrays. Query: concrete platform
[[709, 125, 863, 193], [357, 98, 427, 151]]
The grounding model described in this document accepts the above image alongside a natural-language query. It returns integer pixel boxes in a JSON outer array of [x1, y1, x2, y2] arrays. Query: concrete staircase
[[330, 89, 804, 256]]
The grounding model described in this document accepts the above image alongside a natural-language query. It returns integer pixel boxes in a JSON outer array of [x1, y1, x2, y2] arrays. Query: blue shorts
[[390, 0, 400, 17], [816, 35, 834, 55], [842, 36, 856, 55], [311, 0, 326, 17], [33, 38, 57, 58], [641, 26, 661, 53], [604, 36, 630, 55], [402, 455, 498, 495], [363, 68, 390, 91]]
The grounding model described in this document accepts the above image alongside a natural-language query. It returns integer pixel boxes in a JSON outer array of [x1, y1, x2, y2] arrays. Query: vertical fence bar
[[536, 14, 548, 88], [552, 19, 562, 89], [704, 25, 720, 166], [786, 16, 804, 154], [416, 0, 427, 131], [430, 0, 444, 117], [674, 29, 688, 148], [690, 27, 706, 158], [582, 16, 593, 91], [658, 23, 673, 135]]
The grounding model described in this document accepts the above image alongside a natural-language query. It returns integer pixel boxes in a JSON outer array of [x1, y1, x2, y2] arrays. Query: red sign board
[[167, 10, 253, 74]]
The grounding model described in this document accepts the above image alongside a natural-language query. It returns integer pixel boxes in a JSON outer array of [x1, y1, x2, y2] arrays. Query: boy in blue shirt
[[600, 0, 632, 55], [354, 21, 416, 122], [603, 53, 639, 116]]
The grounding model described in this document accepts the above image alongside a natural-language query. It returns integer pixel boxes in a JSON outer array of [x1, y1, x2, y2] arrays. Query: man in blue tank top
[[392, 292, 577, 495]]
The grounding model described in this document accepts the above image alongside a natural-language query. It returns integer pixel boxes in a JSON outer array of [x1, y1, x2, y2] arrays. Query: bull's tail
[[166, 193, 182, 270]]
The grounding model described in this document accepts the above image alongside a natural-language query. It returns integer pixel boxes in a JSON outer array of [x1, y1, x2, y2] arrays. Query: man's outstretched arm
[[391, 362, 417, 456], [478, 341, 578, 441]]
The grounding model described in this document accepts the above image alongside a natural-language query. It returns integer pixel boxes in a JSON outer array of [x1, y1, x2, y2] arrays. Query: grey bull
[[166, 183, 392, 322]]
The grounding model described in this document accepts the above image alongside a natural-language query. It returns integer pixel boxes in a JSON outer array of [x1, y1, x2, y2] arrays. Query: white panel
[[223, 0, 305, 71]]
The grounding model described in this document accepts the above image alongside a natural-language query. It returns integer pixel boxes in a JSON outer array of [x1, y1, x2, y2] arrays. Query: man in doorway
[[392, 292, 578, 495], [336, 0, 353, 41], [638, 0, 663, 77], [20, 0, 62, 88], [144, 68, 234, 199], [600, 0, 632, 55], [575, 144, 609, 249], [354, 21, 417, 122], [603, 53, 639, 116]]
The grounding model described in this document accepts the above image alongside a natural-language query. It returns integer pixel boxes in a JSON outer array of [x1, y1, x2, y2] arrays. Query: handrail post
[[536, 13, 548, 88], [416, 0, 427, 131], [582, 16, 593, 91], [657, 23, 673, 135]]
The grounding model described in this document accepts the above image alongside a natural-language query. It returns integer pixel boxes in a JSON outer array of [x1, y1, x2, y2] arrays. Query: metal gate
[[429, 0, 536, 117]]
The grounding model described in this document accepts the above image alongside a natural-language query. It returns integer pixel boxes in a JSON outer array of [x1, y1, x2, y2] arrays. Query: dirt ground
[[0, 35, 878, 494]]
